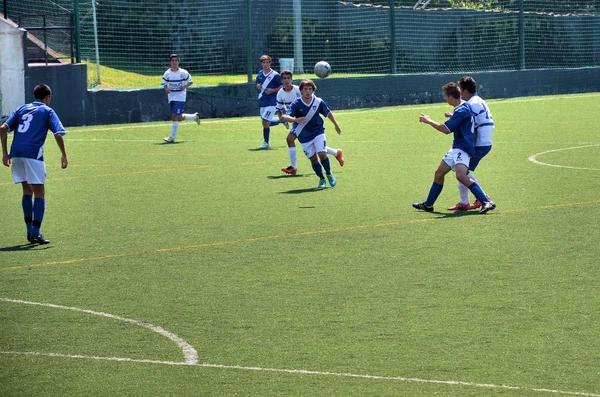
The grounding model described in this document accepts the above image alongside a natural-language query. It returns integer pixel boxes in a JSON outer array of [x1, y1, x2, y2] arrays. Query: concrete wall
[[0, 19, 26, 121], [83, 67, 600, 127], [23, 64, 600, 127], [26, 63, 88, 127]]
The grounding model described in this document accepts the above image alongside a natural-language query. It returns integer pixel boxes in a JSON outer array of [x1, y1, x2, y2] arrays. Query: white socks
[[289, 147, 297, 169], [326, 147, 337, 157], [171, 121, 179, 140], [183, 113, 197, 121]]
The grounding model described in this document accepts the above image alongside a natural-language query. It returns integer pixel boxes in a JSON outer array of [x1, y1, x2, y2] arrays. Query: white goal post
[[0, 18, 26, 121]]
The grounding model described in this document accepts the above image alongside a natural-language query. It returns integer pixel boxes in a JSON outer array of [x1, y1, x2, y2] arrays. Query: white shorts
[[11, 157, 46, 184], [259, 106, 277, 121], [442, 148, 470, 171], [300, 134, 327, 159]]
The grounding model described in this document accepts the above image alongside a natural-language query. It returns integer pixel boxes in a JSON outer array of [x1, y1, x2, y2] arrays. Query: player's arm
[[54, 133, 68, 169], [327, 112, 341, 135], [1, 123, 10, 167], [419, 113, 451, 134]]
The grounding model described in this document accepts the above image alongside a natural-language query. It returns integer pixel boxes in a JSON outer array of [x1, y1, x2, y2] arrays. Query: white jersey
[[276, 85, 301, 113], [468, 94, 494, 147], [162, 67, 192, 102]]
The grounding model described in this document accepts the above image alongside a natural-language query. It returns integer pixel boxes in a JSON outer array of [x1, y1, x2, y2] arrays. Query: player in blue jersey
[[161, 54, 200, 143], [1, 84, 69, 244], [255, 55, 283, 149], [413, 82, 495, 214], [282, 79, 342, 189], [446, 76, 494, 211], [277, 69, 344, 175]]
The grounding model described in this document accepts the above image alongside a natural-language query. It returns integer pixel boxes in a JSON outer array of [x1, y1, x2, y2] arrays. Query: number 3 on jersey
[[18, 114, 33, 133]]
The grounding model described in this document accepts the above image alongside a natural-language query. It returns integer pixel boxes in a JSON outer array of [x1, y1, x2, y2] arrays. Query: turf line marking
[[529, 144, 600, 171], [0, 298, 197, 364], [3, 200, 600, 272], [0, 351, 598, 396]]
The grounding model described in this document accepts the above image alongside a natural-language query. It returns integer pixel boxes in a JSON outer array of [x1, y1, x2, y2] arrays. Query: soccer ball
[[314, 61, 331, 79]]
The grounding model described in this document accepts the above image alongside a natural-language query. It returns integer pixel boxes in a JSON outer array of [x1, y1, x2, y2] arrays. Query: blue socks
[[467, 182, 488, 203], [22, 194, 33, 234], [269, 118, 280, 126], [425, 182, 444, 206], [321, 156, 332, 175], [263, 127, 270, 144], [311, 162, 325, 179], [31, 198, 45, 236]]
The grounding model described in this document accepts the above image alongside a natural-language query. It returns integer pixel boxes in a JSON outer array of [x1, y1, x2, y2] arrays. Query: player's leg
[[317, 136, 335, 187], [165, 101, 185, 143], [21, 158, 50, 243], [21, 182, 34, 241], [413, 155, 452, 212], [282, 133, 298, 174], [259, 107, 276, 149], [456, 164, 495, 214], [325, 146, 344, 167], [182, 112, 201, 125]]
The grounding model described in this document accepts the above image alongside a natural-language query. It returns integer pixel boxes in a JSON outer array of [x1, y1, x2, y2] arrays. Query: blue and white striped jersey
[[162, 68, 192, 102]]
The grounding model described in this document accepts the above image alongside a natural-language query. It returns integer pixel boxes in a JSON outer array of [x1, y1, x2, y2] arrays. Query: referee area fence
[[2, 0, 600, 126]]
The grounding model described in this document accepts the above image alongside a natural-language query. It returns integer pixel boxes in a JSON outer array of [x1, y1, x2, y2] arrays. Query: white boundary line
[[1, 298, 599, 396], [0, 297, 197, 364], [528, 144, 600, 171]]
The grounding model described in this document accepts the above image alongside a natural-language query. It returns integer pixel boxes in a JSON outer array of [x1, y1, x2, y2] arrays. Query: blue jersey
[[255, 69, 282, 107], [288, 96, 331, 144], [444, 102, 475, 156], [5, 102, 66, 161]]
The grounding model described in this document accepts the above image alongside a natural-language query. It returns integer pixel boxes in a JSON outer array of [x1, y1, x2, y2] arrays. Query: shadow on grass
[[0, 244, 53, 252], [247, 147, 280, 152], [155, 141, 183, 145], [436, 210, 482, 218], [280, 187, 325, 194], [267, 174, 310, 180]]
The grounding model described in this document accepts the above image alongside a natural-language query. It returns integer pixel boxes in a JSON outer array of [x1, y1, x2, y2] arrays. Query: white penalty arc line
[[528, 144, 600, 171], [1, 352, 599, 397], [2, 298, 599, 397], [0, 297, 198, 365]]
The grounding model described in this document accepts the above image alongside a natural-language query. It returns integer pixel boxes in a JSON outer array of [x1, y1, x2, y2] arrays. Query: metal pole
[[292, 0, 304, 73], [74, 0, 81, 63], [92, 0, 101, 83], [389, 0, 396, 74], [246, 0, 252, 83], [519, 0, 525, 70]]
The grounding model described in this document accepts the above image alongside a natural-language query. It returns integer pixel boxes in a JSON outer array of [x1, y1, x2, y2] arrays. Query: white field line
[[528, 144, 600, 171], [0, 297, 197, 364], [1, 351, 599, 397], [1, 298, 600, 396]]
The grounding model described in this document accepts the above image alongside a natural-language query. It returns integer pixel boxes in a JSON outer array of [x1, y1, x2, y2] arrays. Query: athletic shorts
[[300, 134, 327, 159], [469, 145, 492, 171], [11, 157, 46, 184], [259, 106, 277, 122], [442, 148, 470, 172], [169, 101, 185, 115]]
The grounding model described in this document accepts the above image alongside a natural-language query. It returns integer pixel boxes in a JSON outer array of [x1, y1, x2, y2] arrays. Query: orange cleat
[[336, 149, 344, 167], [447, 202, 470, 211], [281, 166, 297, 175]]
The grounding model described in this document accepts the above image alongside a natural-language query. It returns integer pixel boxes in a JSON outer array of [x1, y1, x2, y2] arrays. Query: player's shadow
[[0, 244, 52, 252], [248, 147, 280, 152], [436, 210, 482, 218], [267, 173, 310, 180], [280, 188, 325, 194], [155, 141, 183, 145]]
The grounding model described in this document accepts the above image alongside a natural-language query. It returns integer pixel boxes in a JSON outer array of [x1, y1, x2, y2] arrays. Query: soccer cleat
[[194, 112, 201, 125], [27, 232, 33, 244], [29, 234, 50, 245], [479, 201, 496, 214], [326, 173, 337, 187], [258, 141, 270, 150], [163, 137, 174, 143], [281, 166, 297, 175], [447, 202, 470, 211], [469, 199, 483, 210], [317, 178, 327, 189], [412, 202, 434, 212], [283, 121, 290, 129], [336, 149, 345, 167]]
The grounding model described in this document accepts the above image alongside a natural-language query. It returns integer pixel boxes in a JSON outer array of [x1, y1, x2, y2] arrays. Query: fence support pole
[[74, 0, 81, 63], [519, 0, 524, 70], [389, 0, 396, 74], [246, 0, 252, 83]]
